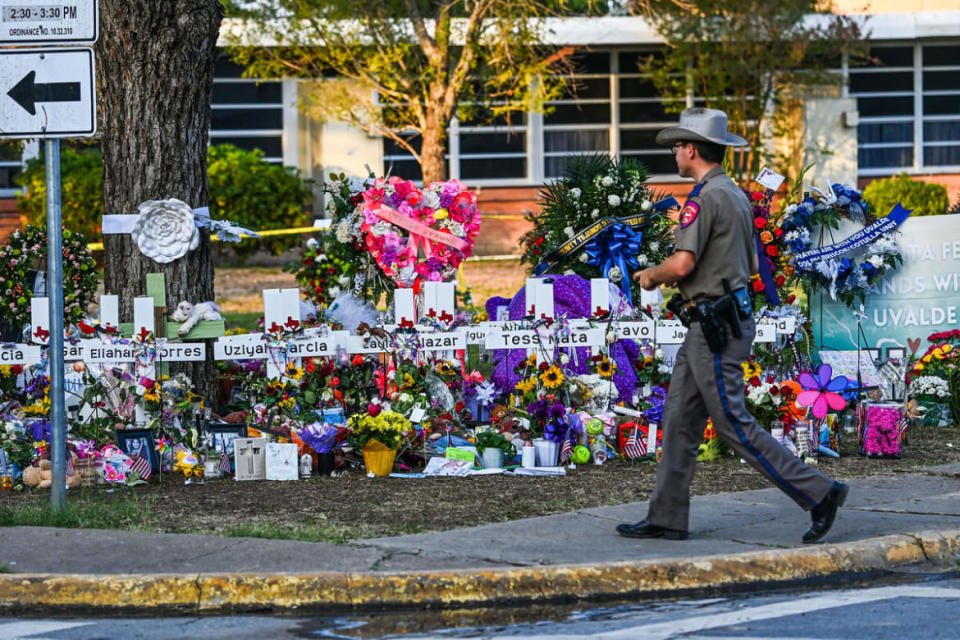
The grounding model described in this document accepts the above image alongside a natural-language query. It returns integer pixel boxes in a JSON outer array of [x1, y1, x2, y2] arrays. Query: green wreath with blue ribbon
[[520, 155, 677, 306]]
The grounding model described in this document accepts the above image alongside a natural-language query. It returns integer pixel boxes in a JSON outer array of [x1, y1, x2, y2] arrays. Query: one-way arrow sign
[[0, 47, 96, 139], [7, 71, 81, 116]]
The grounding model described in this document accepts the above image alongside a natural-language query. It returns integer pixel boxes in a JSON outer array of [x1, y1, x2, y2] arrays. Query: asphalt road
[[4, 574, 960, 639]]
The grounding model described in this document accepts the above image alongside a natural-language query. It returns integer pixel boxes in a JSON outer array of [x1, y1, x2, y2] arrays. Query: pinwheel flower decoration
[[796, 364, 848, 419]]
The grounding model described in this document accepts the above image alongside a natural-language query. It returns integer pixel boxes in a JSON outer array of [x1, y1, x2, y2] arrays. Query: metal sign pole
[[45, 138, 67, 509]]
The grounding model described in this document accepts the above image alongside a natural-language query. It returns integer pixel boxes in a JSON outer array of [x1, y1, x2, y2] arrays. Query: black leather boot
[[803, 482, 849, 544], [616, 520, 688, 540]]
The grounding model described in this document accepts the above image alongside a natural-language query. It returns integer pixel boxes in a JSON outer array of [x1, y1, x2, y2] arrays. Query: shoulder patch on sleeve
[[680, 201, 700, 228]]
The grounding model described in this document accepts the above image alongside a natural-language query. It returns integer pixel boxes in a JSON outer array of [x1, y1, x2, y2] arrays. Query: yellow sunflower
[[436, 362, 454, 376], [515, 377, 537, 393], [539, 365, 565, 389], [597, 357, 616, 379], [741, 361, 762, 381], [285, 364, 305, 381]]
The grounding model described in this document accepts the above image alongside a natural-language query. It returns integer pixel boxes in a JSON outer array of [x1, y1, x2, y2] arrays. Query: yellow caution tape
[[86, 225, 325, 252], [86, 216, 530, 251]]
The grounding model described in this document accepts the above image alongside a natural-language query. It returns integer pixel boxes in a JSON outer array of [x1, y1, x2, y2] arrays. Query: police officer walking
[[618, 107, 848, 544]]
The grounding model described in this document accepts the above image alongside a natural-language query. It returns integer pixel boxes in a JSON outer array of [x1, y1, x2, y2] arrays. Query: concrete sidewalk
[[1, 464, 959, 613]]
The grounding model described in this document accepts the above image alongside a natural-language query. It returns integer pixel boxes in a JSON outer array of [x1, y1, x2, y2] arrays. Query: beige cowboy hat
[[655, 107, 748, 147]]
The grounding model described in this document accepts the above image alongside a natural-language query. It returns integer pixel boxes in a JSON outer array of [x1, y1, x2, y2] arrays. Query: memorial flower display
[[0, 159, 951, 491]]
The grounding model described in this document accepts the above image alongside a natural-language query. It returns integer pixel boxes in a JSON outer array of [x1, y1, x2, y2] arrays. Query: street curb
[[1, 529, 959, 614]]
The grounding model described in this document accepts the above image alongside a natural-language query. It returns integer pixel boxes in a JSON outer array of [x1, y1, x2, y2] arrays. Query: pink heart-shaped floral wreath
[[360, 177, 481, 287]]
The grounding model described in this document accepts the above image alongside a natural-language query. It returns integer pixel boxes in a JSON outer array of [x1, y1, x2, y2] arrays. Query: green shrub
[[207, 144, 313, 260], [16, 146, 105, 241], [862, 173, 950, 217], [15, 144, 313, 261]]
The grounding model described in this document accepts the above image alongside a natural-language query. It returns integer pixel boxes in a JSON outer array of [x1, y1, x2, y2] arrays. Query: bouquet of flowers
[[288, 173, 383, 307], [347, 409, 411, 450], [742, 361, 800, 432], [909, 330, 960, 426], [746, 187, 794, 310], [908, 375, 950, 402], [521, 155, 674, 304], [779, 180, 903, 307]]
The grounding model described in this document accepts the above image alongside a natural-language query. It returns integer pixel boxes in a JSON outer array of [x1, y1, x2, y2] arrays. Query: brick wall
[[0, 198, 21, 243]]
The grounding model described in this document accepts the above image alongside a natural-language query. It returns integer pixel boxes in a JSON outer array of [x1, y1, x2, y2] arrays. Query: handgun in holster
[[696, 279, 749, 354]]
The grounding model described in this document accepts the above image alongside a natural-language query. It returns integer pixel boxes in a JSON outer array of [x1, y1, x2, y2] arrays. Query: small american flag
[[130, 455, 153, 481], [559, 437, 573, 464], [219, 448, 232, 474], [623, 426, 646, 460]]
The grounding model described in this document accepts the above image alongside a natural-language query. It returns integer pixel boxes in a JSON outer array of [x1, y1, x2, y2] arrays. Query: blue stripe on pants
[[713, 353, 818, 508]]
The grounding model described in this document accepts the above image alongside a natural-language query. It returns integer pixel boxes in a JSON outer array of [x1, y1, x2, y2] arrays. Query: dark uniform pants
[[647, 317, 835, 532]]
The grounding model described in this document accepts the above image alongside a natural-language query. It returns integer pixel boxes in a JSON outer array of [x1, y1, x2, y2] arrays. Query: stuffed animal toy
[[326, 292, 378, 333], [23, 455, 81, 489], [173, 449, 204, 478], [171, 301, 223, 336]]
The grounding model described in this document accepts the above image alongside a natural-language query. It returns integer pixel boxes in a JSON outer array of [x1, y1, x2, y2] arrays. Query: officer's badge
[[680, 202, 700, 228]]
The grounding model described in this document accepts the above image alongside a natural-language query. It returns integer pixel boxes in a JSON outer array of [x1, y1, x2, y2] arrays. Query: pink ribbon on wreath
[[374, 205, 469, 255]]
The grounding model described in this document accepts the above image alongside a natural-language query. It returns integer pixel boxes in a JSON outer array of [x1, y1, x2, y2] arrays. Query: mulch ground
[[3, 426, 958, 541]]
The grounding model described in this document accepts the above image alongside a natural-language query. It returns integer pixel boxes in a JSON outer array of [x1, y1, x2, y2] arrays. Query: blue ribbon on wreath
[[585, 222, 643, 305], [755, 234, 781, 307]]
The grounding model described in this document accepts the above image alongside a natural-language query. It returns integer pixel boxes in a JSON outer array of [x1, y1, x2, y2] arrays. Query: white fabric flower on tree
[[131, 199, 200, 264]]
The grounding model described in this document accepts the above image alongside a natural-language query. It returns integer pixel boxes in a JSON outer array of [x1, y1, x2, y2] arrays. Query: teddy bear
[[23, 455, 81, 489]]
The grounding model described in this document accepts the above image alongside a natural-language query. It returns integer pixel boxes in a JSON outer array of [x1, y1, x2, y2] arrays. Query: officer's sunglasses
[[671, 141, 692, 155]]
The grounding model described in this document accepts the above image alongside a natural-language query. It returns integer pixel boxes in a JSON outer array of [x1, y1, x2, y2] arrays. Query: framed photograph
[[116, 429, 160, 473], [886, 347, 907, 362], [205, 423, 247, 458]]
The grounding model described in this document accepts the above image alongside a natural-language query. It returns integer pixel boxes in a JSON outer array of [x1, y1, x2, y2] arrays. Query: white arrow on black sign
[[0, 47, 96, 139]]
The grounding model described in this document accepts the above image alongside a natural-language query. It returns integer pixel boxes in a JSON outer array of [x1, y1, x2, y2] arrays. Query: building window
[[383, 133, 424, 182], [210, 58, 284, 163], [457, 110, 528, 182], [0, 142, 22, 194], [850, 46, 915, 171], [922, 44, 960, 168], [543, 52, 612, 180], [617, 50, 686, 177], [852, 42, 960, 174]]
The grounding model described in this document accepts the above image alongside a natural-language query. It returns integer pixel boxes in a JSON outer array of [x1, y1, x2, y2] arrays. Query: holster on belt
[[674, 279, 751, 354]]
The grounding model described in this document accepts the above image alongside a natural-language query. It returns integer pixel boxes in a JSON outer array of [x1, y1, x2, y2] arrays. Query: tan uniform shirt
[[673, 165, 756, 301]]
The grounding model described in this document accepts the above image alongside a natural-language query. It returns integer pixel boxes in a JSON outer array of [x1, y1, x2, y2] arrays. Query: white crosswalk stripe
[[433, 585, 960, 640], [0, 620, 94, 639]]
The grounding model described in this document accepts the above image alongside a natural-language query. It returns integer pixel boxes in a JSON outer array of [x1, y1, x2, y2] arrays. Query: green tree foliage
[[17, 146, 105, 242], [863, 173, 950, 218], [636, 0, 865, 181], [16, 144, 312, 260], [224, 0, 582, 183], [207, 144, 313, 259]]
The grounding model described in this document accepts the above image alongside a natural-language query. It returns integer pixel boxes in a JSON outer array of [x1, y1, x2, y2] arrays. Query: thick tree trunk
[[96, 0, 223, 403], [420, 112, 448, 183]]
